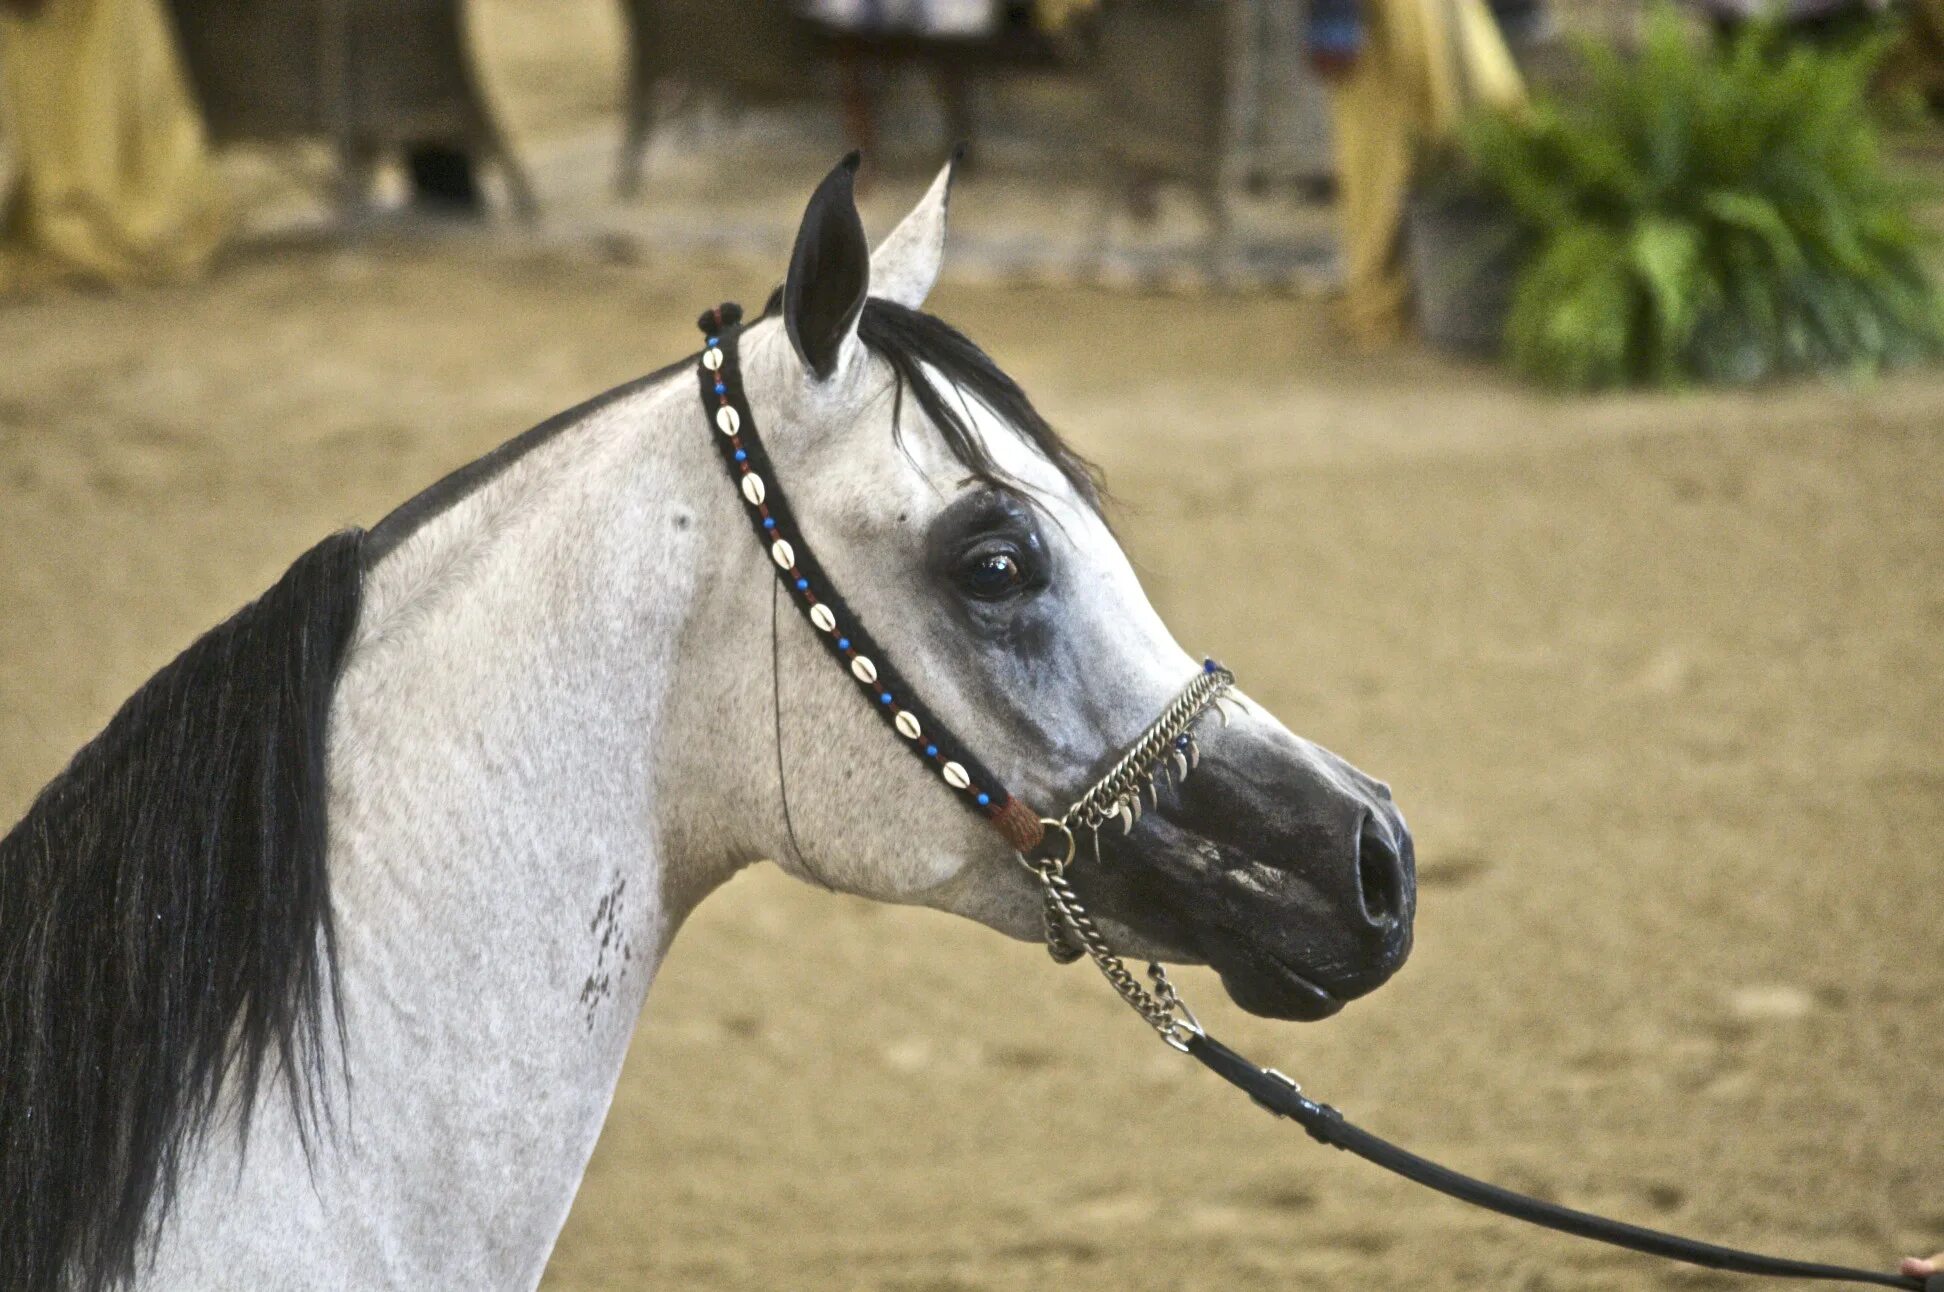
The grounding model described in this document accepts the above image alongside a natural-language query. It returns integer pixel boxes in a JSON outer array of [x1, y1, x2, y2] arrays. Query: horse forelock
[[744, 285, 1102, 513], [859, 298, 1104, 516]]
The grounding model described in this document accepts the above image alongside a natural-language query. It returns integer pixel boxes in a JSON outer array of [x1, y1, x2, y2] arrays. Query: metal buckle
[[1018, 817, 1075, 876], [1159, 998, 1205, 1053], [1250, 1067, 1302, 1116]]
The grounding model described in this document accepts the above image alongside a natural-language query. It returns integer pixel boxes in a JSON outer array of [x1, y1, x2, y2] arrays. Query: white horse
[[0, 157, 1412, 1291]]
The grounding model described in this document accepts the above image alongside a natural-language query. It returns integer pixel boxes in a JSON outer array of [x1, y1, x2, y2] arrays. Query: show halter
[[696, 304, 1929, 1292], [698, 304, 1055, 856]]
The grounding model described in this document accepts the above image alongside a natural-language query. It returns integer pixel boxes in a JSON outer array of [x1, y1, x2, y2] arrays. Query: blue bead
[[714, 382, 726, 395], [1204, 658, 1218, 673], [879, 692, 892, 704], [762, 517, 774, 529], [925, 744, 938, 757], [1176, 734, 1190, 748], [707, 336, 718, 347], [734, 449, 746, 461], [976, 793, 990, 806], [795, 578, 808, 591], [838, 638, 851, 650]]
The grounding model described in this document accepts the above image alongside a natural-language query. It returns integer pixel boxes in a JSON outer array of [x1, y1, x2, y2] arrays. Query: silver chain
[[1031, 859, 1201, 1050], [1062, 665, 1233, 833], [1021, 665, 1233, 1049]]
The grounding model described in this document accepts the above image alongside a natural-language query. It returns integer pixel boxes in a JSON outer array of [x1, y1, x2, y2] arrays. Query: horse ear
[[784, 152, 870, 381], [869, 150, 958, 310]]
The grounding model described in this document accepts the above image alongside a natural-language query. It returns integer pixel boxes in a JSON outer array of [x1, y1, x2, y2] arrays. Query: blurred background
[[1, 0, 1940, 1288]]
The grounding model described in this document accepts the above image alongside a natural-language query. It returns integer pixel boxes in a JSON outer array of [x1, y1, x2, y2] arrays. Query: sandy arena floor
[[1, 232, 1938, 1290], [4, 2, 1942, 1281]]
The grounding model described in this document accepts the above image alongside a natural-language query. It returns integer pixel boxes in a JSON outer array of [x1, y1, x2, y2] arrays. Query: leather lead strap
[[1183, 1033, 1928, 1290]]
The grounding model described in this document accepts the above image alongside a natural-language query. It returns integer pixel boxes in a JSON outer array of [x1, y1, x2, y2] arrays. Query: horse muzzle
[[1087, 718, 1417, 1022]]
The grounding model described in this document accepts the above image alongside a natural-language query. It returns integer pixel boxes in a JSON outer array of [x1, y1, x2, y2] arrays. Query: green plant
[[1461, 5, 1944, 389]]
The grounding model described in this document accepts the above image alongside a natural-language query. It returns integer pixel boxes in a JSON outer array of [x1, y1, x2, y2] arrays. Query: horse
[[0, 155, 1414, 1291]]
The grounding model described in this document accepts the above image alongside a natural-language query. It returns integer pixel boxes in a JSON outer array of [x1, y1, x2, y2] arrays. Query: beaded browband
[[694, 302, 1235, 870]]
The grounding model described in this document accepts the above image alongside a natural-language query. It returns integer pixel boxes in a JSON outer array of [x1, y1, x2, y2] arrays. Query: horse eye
[[959, 549, 1025, 600]]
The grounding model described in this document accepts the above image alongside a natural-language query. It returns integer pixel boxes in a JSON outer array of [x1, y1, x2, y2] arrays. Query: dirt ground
[[3, 7, 1942, 1288], [3, 233, 1939, 1290]]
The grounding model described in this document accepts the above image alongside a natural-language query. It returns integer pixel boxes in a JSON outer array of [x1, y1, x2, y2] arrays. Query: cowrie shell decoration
[[716, 406, 741, 436], [702, 347, 724, 371], [895, 710, 922, 740], [740, 473, 765, 506], [941, 762, 971, 790], [850, 656, 878, 685], [770, 539, 795, 569], [809, 604, 836, 633]]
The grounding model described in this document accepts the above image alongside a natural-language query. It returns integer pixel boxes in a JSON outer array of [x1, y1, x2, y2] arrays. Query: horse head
[[715, 156, 1413, 1021]]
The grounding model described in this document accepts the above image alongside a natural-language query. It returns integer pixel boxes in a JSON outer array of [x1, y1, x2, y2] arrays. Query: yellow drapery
[[1328, 0, 1524, 344], [0, 0, 225, 290]]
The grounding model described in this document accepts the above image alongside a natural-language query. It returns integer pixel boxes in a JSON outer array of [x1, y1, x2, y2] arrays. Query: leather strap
[[1184, 1033, 1928, 1290]]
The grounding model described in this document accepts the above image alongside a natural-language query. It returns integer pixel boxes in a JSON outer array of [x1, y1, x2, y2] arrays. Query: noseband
[[695, 303, 1928, 1292]]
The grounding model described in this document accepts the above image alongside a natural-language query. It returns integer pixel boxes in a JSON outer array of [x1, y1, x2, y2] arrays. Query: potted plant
[[1454, 4, 1944, 388], [1408, 145, 1530, 357]]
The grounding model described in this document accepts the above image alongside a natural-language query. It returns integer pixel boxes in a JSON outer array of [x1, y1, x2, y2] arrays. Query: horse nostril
[[1356, 812, 1404, 928]]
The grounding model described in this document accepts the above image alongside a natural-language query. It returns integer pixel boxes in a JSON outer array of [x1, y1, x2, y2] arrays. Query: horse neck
[[159, 373, 785, 1287]]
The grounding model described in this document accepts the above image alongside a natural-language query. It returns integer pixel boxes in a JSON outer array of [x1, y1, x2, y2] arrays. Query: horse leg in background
[[615, 0, 657, 197], [837, 40, 881, 175], [932, 61, 974, 170], [405, 142, 483, 216]]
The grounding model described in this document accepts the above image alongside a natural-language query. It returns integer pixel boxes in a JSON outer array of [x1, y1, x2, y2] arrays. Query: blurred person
[[805, 0, 1005, 166], [1305, 0, 1525, 344], [803, 0, 1096, 170], [1487, 0, 1549, 42], [803, 0, 1002, 36], [0, 0, 225, 289]]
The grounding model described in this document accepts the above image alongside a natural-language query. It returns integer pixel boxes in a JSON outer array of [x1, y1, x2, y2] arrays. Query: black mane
[[0, 530, 364, 1292], [859, 298, 1104, 512]]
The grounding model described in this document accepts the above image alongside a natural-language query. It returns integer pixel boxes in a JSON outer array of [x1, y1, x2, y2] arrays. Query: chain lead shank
[[1031, 858, 1201, 1048], [1021, 662, 1232, 1047]]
